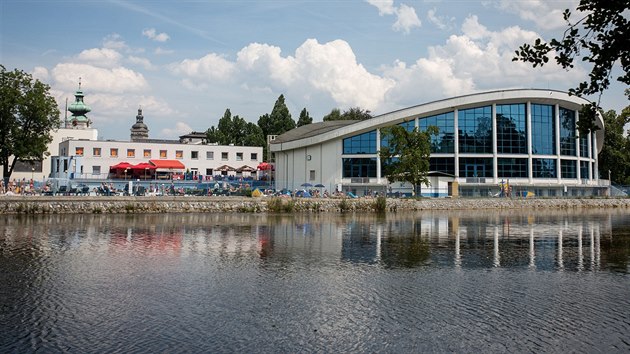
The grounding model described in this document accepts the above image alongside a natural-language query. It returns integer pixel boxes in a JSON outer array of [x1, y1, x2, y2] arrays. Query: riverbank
[[0, 195, 629, 214]]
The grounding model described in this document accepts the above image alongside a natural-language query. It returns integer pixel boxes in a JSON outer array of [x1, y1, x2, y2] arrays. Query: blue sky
[[1, 0, 627, 140]]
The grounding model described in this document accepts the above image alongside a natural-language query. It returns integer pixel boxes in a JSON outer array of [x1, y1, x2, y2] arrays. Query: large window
[[420, 112, 455, 153], [560, 108, 576, 156], [580, 161, 590, 179], [429, 157, 455, 175], [342, 158, 377, 178], [561, 159, 577, 179], [459, 157, 492, 177], [458, 106, 492, 154], [579, 135, 589, 158], [381, 121, 414, 148], [498, 158, 528, 178], [75, 147, 84, 156], [531, 104, 555, 155], [496, 104, 527, 154], [533, 158, 556, 178], [344, 130, 377, 154]]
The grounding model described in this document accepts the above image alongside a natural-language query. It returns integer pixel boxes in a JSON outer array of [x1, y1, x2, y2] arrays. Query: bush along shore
[[0, 195, 629, 214]]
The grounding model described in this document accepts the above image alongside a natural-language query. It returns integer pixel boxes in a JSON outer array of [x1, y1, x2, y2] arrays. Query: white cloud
[[77, 48, 123, 68], [155, 47, 174, 55], [143, 28, 170, 42], [31, 66, 49, 81], [427, 8, 449, 30], [496, 0, 579, 30], [128, 56, 155, 70], [366, 0, 395, 15], [172, 53, 236, 81], [461, 15, 489, 40], [51, 62, 149, 93], [161, 122, 192, 138], [393, 4, 421, 34], [102, 33, 128, 51], [366, 0, 421, 34]]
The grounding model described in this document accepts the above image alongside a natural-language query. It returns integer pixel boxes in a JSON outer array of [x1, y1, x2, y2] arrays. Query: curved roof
[[270, 89, 604, 152]]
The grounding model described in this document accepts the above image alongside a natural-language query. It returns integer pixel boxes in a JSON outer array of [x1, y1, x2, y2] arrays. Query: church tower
[[66, 79, 92, 129], [130, 107, 149, 141]]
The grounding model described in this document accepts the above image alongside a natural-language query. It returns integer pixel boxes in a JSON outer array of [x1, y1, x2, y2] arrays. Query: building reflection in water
[[0, 210, 624, 272]]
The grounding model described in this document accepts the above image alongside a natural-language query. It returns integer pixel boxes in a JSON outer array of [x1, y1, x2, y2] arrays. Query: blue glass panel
[[579, 136, 589, 157], [343, 130, 377, 154], [459, 157, 493, 177], [342, 158, 377, 178], [429, 157, 455, 175], [560, 108, 576, 156], [498, 158, 528, 178], [381, 121, 415, 148], [580, 161, 590, 179], [496, 104, 527, 154], [531, 104, 555, 155], [458, 106, 492, 153], [561, 159, 577, 178], [419, 112, 455, 153], [532, 158, 556, 178]]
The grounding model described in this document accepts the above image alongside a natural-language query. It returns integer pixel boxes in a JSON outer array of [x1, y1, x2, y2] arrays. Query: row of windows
[[72, 147, 257, 161], [343, 104, 590, 157], [341, 157, 591, 179]]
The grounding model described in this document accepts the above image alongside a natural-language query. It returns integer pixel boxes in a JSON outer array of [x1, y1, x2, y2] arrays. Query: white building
[[270, 89, 606, 197]]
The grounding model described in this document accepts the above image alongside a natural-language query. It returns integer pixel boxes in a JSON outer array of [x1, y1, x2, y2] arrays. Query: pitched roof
[[271, 120, 358, 144]]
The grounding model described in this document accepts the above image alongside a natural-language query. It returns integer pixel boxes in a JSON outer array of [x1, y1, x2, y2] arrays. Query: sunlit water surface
[[1, 210, 629, 353]]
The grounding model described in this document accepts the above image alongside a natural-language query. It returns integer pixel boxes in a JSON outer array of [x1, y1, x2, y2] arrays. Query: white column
[[575, 109, 581, 181], [592, 133, 599, 180], [587, 131, 593, 181]]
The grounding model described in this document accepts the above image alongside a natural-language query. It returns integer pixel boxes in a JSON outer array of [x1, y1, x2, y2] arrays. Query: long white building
[[270, 89, 606, 197]]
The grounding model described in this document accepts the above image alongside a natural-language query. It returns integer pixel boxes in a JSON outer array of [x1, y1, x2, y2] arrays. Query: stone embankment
[[0, 196, 629, 214]]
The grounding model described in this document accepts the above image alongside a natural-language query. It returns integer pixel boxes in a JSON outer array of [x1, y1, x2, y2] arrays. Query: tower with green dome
[[66, 79, 91, 129]]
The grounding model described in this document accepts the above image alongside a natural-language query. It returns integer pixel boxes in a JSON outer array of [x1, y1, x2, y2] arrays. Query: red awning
[[149, 159, 185, 170], [130, 162, 157, 170], [110, 162, 133, 170], [257, 162, 274, 171]]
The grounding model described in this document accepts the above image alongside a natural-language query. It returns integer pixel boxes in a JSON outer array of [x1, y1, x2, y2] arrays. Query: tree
[[323, 107, 372, 121], [379, 125, 438, 196], [257, 94, 295, 138], [207, 108, 265, 148], [322, 108, 342, 122], [513, 0, 629, 135], [598, 106, 630, 185], [0, 65, 61, 184], [296, 108, 312, 127]]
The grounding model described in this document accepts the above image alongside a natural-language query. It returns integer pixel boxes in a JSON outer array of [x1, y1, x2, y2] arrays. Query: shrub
[[338, 198, 351, 212], [373, 196, 387, 213]]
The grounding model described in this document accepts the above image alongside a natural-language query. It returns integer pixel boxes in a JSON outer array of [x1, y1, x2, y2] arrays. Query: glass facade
[[561, 159, 577, 179], [429, 157, 455, 175], [580, 161, 590, 179], [381, 122, 414, 148], [458, 106, 492, 153], [560, 108, 576, 156], [344, 130, 377, 154], [498, 158, 528, 178], [531, 104, 555, 155], [533, 158, 556, 178], [579, 135, 589, 157], [343, 158, 377, 178], [459, 158, 493, 177], [496, 104, 527, 154], [420, 112, 455, 153]]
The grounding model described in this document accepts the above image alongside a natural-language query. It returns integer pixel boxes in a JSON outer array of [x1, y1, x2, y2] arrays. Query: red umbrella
[[130, 162, 157, 170], [257, 162, 274, 171], [110, 162, 133, 170]]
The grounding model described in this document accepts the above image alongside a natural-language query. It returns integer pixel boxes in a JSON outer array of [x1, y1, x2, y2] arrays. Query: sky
[[1, 0, 627, 140]]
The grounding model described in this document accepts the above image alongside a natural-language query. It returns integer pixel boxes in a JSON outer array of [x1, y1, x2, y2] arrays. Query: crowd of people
[[0, 178, 37, 195]]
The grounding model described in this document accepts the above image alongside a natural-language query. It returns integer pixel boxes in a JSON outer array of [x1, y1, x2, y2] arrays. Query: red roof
[[149, 159, 185, 169]]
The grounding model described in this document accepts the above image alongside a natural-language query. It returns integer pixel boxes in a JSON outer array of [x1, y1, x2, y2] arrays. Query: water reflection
[[1, 210, 628, 273], [1, 210, 630, 353]]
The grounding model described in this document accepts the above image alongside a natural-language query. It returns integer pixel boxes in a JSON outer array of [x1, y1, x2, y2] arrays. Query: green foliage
[[0, 65, 61, 183], [323, 107, 372, 121], [257, 94, 296, 138], [206, 109, 265, 147], [512, 0, 629, 134], [373, 196, 387, 213], [297, 108, 312, 127], [267, 197, 294, 212], [380, 125, 437, 196], [598, 107, 630, 185], [338, 198, 351, 212]]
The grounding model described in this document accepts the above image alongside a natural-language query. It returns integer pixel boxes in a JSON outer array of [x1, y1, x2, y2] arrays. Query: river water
[[1, 210, 629, 353]]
